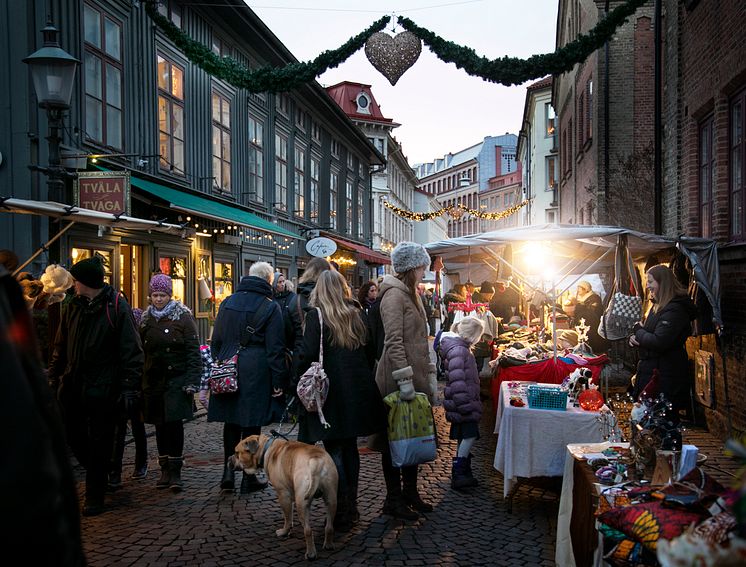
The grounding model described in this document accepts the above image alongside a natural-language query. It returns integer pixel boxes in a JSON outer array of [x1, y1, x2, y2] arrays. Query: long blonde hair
[[647, 264, 687, 313], [310, 270, 367, 350], [299, 257, 331, 285]]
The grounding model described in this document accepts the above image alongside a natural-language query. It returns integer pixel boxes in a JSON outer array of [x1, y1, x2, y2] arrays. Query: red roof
[[527, 76, 552, 90], [326, 81, 396, 126]]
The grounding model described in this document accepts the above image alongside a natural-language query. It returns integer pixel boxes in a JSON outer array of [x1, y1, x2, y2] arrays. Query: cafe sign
[[305, 236, 337, 258], [74, 171, 131, 215]]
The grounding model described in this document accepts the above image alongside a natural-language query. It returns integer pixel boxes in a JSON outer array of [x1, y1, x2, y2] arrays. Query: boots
[[382, 461, 418, 520], [451, 457, 477, 490], [465, 454, 479, 487], [239, 472, 267, 494], [156, 455, 170, 489], [107, 471, 123, 491], [333, 492, 353, 533], [220, 460, 235, 491], [402, 465, 433, 513], [168, 456, 183, 492]]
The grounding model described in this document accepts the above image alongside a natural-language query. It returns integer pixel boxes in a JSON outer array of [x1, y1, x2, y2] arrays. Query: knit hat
[[479, 281, 495, 294], [558, 329, 579, 347], [70, 256, 105, 289], [149, 273, 173, 295], [391, 241, 430, 275]]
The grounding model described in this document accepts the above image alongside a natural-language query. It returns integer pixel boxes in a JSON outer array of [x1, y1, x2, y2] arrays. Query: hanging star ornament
[[365, 31, 422, 85]]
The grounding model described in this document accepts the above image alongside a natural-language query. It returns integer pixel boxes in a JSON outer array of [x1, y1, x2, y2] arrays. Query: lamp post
[[23, 20, 79, 204]]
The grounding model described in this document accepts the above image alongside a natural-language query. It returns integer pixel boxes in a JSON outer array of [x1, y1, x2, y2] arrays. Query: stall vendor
[[573, 281, 606, 354]]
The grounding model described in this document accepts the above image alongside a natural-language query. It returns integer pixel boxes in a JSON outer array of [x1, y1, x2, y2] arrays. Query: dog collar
[[259, 436, 275, 468]]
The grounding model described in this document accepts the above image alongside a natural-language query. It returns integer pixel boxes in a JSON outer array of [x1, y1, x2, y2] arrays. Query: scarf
[[150, 299, 177, 321]]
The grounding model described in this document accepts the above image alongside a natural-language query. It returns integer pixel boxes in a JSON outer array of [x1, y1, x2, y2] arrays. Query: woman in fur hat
[[375, 241, 437, 520], [139, 273, 201, 492]]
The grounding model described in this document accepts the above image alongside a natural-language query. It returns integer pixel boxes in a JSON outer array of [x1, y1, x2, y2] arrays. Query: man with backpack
[[48, 255, 144, 516]]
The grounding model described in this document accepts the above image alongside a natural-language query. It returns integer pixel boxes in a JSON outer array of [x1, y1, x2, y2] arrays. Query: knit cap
[[391, 241, 430, 275], [70, 256, 105, 289], [149, 273, 173, 295]]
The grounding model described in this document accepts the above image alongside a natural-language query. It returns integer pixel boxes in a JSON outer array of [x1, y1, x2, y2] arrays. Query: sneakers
[[132, 463, 148, 479]]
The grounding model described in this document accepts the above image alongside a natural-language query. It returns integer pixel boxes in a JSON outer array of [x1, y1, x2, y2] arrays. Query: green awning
[[94, 166, 297, 239]]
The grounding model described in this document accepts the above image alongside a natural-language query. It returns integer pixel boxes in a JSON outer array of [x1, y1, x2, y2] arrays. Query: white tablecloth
[[493, 381, 605, 498]]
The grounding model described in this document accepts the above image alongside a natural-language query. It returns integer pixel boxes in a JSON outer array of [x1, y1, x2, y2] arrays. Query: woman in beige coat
[[375, 241, 437, 520]]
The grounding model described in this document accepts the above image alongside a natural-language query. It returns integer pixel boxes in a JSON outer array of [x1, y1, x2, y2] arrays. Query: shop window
[[158, 256, 186, 303], [120, 244, 143, 308], [213, 262, 234, 312], [71, 247, 112, 284], [83, 3, 123, 149], [212, 90, 232, 193], [196, 252, 212, 316], [157, 54, 185, 175]]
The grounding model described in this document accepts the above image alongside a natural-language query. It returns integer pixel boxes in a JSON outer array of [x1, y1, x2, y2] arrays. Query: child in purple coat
[[438, 316, 484, 490]]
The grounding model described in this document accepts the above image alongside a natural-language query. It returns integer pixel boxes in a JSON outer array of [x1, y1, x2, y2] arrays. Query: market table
[[493, 381, 605, 504]]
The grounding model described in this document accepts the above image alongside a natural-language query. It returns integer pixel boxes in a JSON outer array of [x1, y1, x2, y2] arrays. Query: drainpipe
[[654, 0, 663, 234]]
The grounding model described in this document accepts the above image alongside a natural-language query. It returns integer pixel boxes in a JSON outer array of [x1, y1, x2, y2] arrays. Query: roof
[[326, 81, 397, 126], [527, 76, 552, 90]]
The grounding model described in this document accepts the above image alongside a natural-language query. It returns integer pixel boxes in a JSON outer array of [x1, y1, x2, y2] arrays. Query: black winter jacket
[[49, 285, 143, 402], [287, 281, 316, 373], [632, 295, 697, 410]]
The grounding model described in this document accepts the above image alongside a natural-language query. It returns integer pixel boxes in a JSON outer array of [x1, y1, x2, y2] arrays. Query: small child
[[438, 316, 484, 490]]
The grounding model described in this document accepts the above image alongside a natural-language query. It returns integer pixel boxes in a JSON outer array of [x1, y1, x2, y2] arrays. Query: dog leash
[[271, 396, 299, 440]]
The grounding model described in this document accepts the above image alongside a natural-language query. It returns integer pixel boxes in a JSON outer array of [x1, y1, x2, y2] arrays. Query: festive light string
[[382, 198, 529, 222], [145, 0, 647, 92]]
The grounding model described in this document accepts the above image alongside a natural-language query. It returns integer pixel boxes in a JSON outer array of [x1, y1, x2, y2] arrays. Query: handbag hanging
[[296, 307, 331, 428], [208, 297, 273, 394], [599, 239, 643, 341]]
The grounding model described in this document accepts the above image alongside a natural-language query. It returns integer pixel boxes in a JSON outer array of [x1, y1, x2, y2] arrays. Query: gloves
[[122, 390, 140, 413], [397, 378, 416, 402], [183, 384, 199, 395], [198, 390, 209, 409]]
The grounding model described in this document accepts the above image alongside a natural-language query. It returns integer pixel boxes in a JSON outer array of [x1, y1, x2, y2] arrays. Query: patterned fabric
[[296, 307, 330, 427], [208, 354, 239, 394], [199, 344, 213, 391]]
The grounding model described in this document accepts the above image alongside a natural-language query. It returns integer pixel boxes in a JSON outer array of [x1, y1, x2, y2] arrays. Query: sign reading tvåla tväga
[[74, 171, 131, 215]]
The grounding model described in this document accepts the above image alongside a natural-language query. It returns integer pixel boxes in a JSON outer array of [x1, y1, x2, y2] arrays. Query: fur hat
[[391, 241, 430, 275], [149, 273, 173, 295], [70, 256, 105, 289], [558, 329, 579, 347], [577, 280, 593, 293]]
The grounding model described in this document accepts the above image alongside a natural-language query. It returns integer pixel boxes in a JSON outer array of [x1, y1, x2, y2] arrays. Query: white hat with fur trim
[[391, 241, 431, 274]]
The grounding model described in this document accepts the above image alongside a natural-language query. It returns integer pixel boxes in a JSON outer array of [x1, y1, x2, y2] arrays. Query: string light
[[382, 198, 530, 221]]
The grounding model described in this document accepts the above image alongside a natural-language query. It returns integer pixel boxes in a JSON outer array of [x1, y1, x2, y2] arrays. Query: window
[[347, 152, 354, 170], [586, 79, 593, 141], [71, 248, 112, 284], [577, 93, 585, 150], [83, 3, 123, 149], [545, 103, 556, 136], [213, 261, 234, 313], [157, 54, 184, 175], [546, 156, 557, 190], [211, 35, 231, 58], [329, 171, 338, 229], [295, 108, 306, 131], [274, 133, 288, 212], [276, 93, 290, 116], [699, 116, 714, 237], [248, 115, 263, 202], [157, 0, 182, 27], [311, 120, 321, 142], [158, 256, 186, 303], [211, 91, 231, 192], [331, 139, 340, 158], [731, 90, 745, 239], [310, 157, 319, 221], [294, 146, 305, 219], [356, 92, 371, 114], [357, 184, 365, 238], [345, 180, 354, 234]]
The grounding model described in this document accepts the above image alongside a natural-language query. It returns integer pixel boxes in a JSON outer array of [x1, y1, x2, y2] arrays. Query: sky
[[247, 0, 559, 165]]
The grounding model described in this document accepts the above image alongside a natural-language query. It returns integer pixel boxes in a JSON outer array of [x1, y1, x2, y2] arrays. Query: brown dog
[[232, 434, 338, 560]]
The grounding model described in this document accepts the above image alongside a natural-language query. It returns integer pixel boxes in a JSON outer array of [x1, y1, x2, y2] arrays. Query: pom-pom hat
[[391, 241, 431, 275], [149, 273, 173, 295]]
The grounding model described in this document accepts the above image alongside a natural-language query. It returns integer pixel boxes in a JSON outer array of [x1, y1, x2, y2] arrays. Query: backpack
[[296, 307, 330, 428]]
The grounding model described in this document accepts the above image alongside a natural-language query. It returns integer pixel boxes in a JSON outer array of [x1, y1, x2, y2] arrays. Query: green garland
[[397, 0, 648, 86], [145, 0, 647, 91], [144, 1, 389, 92]]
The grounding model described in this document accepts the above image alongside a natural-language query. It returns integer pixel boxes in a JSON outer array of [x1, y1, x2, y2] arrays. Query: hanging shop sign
[[74, 171, 131, 215], [306, 237, 337, 258]]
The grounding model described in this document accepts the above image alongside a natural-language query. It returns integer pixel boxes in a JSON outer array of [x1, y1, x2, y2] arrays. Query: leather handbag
[[208, 297, 273, 394]]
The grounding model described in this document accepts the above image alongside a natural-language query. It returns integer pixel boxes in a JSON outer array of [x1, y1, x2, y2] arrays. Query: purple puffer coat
[[439, 334, 482, 424]]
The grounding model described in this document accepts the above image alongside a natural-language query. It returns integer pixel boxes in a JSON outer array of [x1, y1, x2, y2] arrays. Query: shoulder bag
[[296, 307, 331, 428], [599, 252, 643, 341], [208, 297, 273, 394]]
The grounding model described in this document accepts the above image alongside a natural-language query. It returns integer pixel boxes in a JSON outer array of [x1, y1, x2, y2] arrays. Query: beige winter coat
[[375, 275, 436, 402]]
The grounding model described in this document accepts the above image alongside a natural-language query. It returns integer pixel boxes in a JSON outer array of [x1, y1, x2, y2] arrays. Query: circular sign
[[305, 237, 337, 258]]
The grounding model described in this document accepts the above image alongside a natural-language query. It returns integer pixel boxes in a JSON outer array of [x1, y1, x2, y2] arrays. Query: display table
[[493, 382, 605, 501], [490, 355, 609, 408], [556, 442, 629, 567]]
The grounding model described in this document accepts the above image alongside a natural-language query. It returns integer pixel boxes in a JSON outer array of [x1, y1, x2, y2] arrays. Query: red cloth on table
[[491, 355, 610, 408]]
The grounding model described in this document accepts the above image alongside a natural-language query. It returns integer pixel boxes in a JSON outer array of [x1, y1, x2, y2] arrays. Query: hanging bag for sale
[[599, 236, 643, 341], [384, 391, 437, 468]]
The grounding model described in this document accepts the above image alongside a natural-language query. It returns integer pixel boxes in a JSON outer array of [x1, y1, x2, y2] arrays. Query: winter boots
[[220, 460, 235, 491], [402, 465, 433, 513], [239, 472, 267, 494], [451, 456, 478, 490], [156, 455, 170, 489], [168, 456, 183, 492]]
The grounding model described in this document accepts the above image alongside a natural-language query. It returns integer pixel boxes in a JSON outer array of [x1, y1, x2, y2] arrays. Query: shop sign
[[74, 171, 131, 215], [306, 237, 337, 258]]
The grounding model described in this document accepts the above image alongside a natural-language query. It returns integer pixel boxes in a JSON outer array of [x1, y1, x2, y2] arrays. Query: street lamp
[[23, 20, 79, 203]]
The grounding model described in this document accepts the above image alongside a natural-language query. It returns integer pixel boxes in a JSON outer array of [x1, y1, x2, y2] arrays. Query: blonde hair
[[249, 261, 274, 283], [451, 316, 484, 345], [299, 257, 331, 284], [647, 264, 687, 313], [310, 270, 367, 350]]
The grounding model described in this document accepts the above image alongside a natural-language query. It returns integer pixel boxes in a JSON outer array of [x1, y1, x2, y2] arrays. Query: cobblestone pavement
[[76, 383, 740, 566]]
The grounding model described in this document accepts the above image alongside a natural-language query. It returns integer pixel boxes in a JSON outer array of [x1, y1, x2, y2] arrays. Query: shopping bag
[[384, 391, 437, 468]]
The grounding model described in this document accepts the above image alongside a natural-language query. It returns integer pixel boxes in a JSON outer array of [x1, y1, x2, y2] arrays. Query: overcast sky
[[247, 0, 559, 165]]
